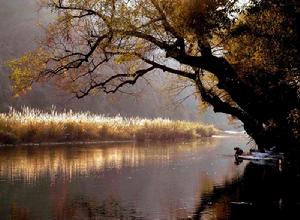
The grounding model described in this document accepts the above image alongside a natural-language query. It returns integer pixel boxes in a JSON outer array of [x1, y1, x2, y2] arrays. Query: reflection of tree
[[193, 176, 240, 220], [53, 195, 137, 220], [193, 163, 300, 220]]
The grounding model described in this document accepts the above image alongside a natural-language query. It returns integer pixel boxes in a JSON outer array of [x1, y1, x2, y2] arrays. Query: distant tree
[[9, 0, 300, 151]]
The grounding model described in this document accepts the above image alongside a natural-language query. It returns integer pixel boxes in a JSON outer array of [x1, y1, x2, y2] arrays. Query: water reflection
[[195, 162, 300, 220], [0, 137, 249, 219], [6, 195, 138, 220], [53, 195, 139, 220], [0, 140, 218, 183]]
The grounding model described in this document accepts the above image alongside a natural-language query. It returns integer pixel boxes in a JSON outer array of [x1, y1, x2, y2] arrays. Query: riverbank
[[0, 107, 219, 145]]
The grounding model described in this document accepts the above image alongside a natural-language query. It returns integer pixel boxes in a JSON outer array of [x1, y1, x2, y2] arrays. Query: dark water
[[0, 137, 299, 220]]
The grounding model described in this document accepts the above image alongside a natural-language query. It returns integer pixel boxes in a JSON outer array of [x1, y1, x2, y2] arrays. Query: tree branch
[[75, 66, 156, 98], [141, 57, 195, 80]]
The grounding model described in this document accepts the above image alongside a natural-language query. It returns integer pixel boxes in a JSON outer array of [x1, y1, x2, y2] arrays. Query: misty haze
[[0, 0, 299, 219]]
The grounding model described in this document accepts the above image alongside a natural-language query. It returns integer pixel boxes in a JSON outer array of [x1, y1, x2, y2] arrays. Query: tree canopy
[[9, 0, 300, 151]]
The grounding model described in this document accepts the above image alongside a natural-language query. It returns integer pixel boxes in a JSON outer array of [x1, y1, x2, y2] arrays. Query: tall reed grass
[[0, 107, 218, 144]]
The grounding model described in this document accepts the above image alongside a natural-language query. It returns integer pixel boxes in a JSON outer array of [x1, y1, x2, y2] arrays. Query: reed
[[0, 107, 218, 144]]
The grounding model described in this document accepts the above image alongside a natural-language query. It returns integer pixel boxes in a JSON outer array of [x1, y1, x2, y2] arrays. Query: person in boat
[[234, 147, 244, 159]]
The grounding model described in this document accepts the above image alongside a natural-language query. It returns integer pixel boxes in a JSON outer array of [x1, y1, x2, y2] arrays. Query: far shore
[[0, 107, 219, 145], [0, 136, 222, 148]]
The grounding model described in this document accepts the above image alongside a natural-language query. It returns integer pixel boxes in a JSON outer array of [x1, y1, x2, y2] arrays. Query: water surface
[[2, 137, 295, 219]]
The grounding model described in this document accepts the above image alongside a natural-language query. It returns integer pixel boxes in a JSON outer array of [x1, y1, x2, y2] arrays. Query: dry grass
[[0, 107, 218, 144]]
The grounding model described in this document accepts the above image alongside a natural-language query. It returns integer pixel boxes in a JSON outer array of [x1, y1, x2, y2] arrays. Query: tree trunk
[[191, 59, 299, 153]]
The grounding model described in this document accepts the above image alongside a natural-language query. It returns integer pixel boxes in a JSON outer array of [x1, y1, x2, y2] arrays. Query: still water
[[0, 137, 299, 220]]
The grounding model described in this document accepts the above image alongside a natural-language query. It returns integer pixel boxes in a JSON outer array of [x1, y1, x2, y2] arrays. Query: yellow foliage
[[224, 6, 288, 76], [7, 0, 238, 100], [7, 49, 49, 96]]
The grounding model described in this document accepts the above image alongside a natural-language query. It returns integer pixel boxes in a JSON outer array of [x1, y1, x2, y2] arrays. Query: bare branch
[[75, 66, 156, 98]]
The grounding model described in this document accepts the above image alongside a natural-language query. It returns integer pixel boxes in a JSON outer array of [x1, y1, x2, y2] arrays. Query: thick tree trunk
[[169, 43, 299, 153], [191, 58, 299, 153]]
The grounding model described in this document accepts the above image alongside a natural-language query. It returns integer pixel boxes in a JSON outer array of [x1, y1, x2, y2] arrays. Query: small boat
[[238, 154, 275, 161], [237, 151, 284, 162]]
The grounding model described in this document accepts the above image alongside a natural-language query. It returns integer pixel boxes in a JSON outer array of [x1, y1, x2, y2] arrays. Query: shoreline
[[0, 136, 219, 148], [0, 107, 219, 146]]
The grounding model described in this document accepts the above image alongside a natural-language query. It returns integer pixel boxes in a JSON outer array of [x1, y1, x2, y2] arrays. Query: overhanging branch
[[75, 66, 155, 98]]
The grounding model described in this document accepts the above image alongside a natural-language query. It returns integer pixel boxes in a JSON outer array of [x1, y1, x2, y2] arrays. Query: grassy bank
[[0, 107, 219, 145]]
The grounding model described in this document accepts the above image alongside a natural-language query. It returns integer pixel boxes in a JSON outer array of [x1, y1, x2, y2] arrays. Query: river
[[0, 136, 299, 219]]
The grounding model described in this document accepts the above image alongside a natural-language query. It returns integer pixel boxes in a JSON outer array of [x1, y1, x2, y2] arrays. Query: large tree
[[9, 0, 300, 151]]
